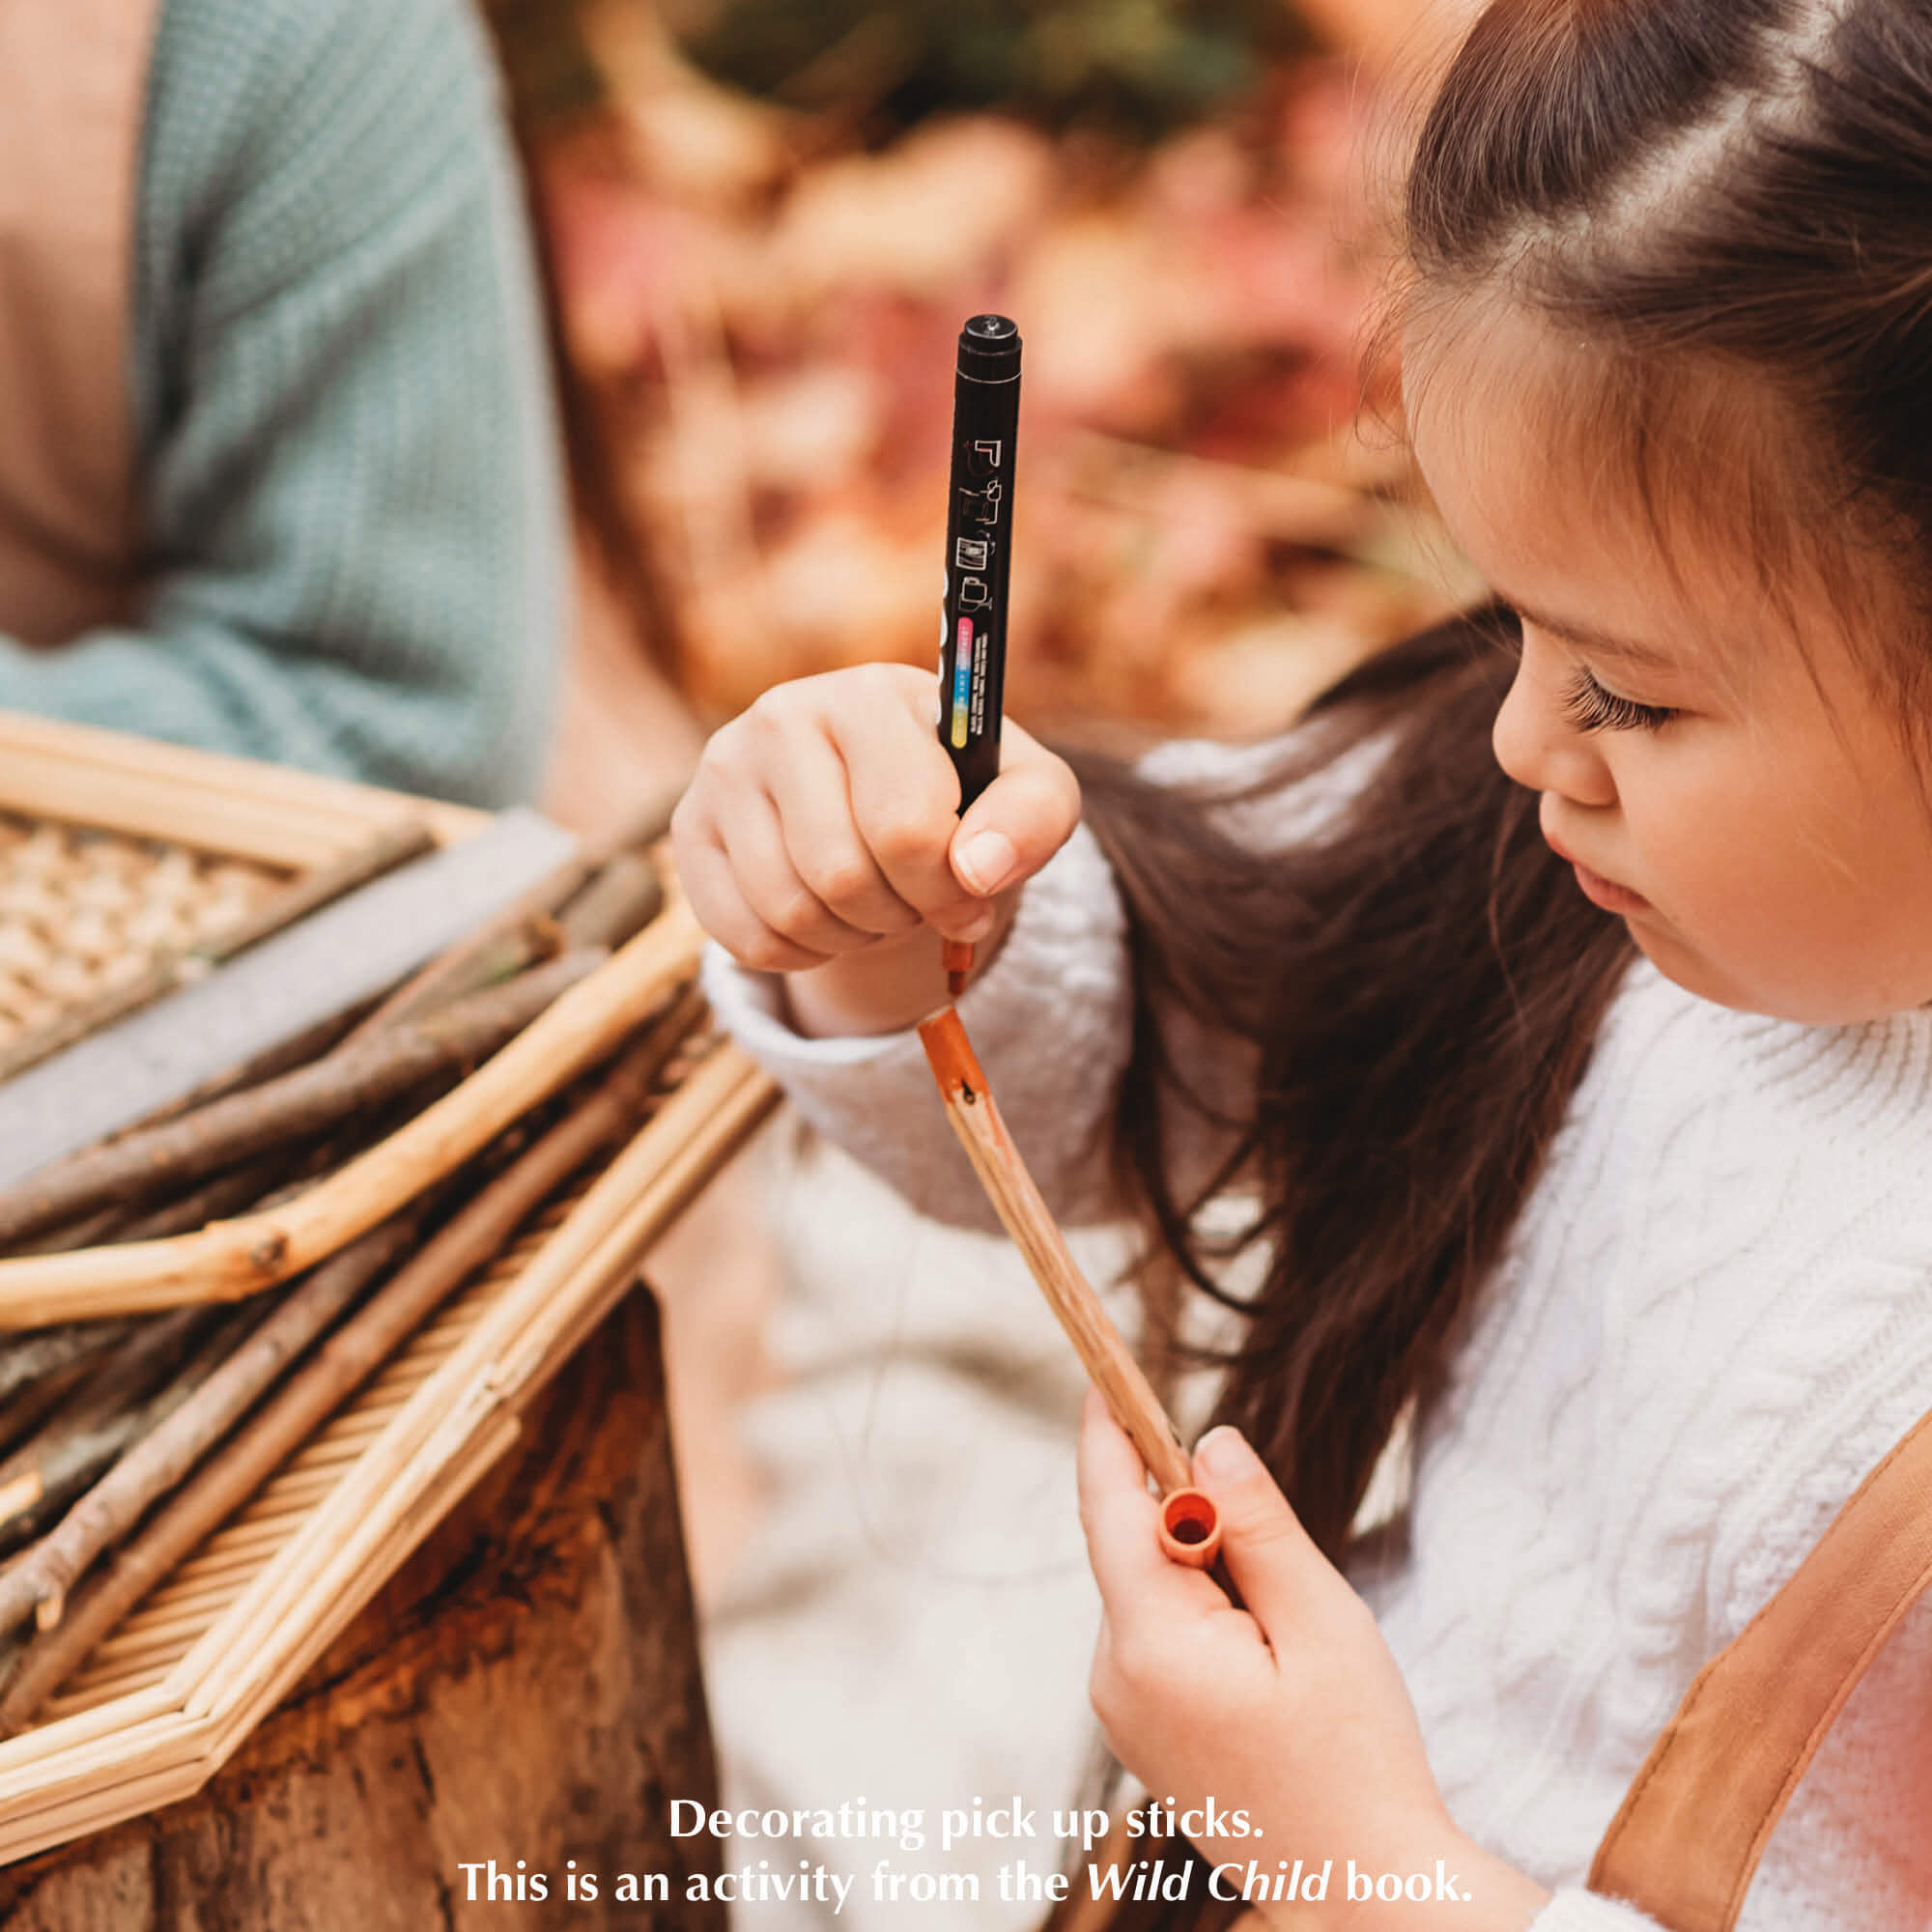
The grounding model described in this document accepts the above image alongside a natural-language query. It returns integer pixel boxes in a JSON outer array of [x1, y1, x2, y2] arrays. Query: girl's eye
[[1561, 665, 1675, 734]]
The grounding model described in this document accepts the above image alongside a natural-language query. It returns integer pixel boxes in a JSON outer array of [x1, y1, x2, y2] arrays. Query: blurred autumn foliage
[[667, 0, 1311, 142], [485, 0, 1473, 748]]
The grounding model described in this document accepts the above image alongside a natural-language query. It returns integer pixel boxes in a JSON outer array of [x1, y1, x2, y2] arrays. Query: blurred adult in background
[[0, 0, 566, 807]]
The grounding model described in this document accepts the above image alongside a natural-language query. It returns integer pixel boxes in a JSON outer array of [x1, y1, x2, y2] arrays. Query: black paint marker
[[937, 313, 1021, 997]]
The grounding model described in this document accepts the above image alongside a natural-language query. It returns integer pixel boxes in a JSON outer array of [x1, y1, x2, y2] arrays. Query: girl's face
[[1406, 311, 1932, 1025]]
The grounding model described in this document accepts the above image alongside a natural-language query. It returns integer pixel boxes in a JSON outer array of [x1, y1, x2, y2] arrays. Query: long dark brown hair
[[1074, 611, 1631, 1560], [1076, 3, 1932, 1920]]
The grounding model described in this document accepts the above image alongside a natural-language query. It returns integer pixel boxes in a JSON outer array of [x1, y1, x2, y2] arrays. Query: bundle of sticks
[[0, 801, 715, 1734]]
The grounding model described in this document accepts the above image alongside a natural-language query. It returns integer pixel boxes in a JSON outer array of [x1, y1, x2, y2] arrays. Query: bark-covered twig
[[0, 1301, 263, 1553], [13, 1149, 295, 1258], [197, 818, 436, 959], [0, 1321, 138, 1409], [557, 850, 665, 952], [131, 1001, 376, 1131], [0, 951, 604, 1249], [0, 1213, 421, 1639], [111, 1152, 315, 1247], [334, 915, 565, 1052], [0, 899, 703, 1326], [0, 990, 705, 1724], [342, 789, 680, 1046], [0, 1310, 218, 1547], [0, 1142, 359, 1413], [14, 1203, 127, 1258], [0, 1356, 100, 1466]]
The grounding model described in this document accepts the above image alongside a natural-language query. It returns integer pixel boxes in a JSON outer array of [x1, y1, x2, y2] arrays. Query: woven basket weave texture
[[0, 813, 284, 1046]]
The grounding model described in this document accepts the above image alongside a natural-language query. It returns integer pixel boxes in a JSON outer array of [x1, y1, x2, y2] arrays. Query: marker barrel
[[937, 315, 1021, 815]]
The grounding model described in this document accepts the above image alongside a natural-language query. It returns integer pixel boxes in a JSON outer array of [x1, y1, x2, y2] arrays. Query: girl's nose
[[1491, 641, 1618, 810]]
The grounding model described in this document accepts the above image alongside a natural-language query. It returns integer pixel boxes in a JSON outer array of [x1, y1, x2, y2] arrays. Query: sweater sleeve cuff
[[1530, 1888, 1662, 1930], [699, 818, 1131, 1229]]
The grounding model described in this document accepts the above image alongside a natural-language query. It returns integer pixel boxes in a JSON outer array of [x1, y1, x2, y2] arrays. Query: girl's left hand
[[1077, 1390, 1549, 1930]]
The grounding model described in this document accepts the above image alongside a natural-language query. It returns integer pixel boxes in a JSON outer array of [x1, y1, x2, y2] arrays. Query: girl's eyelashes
[[1561, 664, 1676, 734]]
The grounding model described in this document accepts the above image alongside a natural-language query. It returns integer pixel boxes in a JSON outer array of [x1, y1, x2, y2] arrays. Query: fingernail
[[1195, 1427, 1251, 1476], [955, 907, 996, 943], [955, 830, 1016, 896]]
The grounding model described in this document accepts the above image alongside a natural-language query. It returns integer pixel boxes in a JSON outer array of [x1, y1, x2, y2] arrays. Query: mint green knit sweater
[[0, 0, 566, 808]]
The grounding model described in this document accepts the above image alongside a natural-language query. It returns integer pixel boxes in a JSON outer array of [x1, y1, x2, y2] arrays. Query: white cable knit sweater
[[702, 739, 1932, 1932]]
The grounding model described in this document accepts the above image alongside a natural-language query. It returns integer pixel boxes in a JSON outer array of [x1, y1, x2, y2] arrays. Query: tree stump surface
[[0, 1283, 724, 1931]]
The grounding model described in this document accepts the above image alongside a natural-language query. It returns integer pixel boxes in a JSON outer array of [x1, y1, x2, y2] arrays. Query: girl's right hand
[[670, 663, 1082, 1037]]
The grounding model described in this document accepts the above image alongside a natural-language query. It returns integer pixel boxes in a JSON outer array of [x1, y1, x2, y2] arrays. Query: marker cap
[[957, 314, 1021, 382]]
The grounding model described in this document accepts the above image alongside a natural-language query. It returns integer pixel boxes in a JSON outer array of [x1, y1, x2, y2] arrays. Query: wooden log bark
[[0, 1288, 724, 1931]]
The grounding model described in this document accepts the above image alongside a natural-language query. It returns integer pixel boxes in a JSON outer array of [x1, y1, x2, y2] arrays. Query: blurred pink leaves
[[539, 5, 1470, 738]]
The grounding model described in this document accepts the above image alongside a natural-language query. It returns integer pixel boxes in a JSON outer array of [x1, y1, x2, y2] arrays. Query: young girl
[[673, 1, 1932, 1924]]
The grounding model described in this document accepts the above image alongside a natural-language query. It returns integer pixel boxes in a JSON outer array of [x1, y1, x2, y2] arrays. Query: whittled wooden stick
[[917, 1006, 1221, 1570]]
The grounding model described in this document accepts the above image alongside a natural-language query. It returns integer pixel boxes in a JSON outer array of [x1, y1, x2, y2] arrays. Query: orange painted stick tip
[[916, 1003, 986, 1098], [1156, 1488, 1223, 1571]]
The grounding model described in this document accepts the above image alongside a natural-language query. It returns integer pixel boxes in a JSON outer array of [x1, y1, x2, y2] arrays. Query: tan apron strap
[[0, 0, 160, 644], [1590, 1402, 1932, 1930]]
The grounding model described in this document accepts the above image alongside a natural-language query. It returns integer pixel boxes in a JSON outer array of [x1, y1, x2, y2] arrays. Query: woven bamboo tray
[[0, 711, 778, 1862]]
